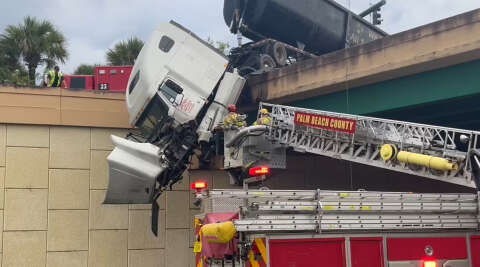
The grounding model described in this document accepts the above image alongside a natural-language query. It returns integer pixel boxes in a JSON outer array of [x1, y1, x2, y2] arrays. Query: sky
[[0, 0, 479, 74]]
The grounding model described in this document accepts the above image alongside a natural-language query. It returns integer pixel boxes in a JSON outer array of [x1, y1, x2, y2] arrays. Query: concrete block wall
[[0, 124, 181, 267]]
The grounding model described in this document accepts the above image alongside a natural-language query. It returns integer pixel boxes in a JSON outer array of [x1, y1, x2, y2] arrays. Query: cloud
[[339, 0, 479, 33], [1, 0, 478, 73], [0, 0, 232, 73]]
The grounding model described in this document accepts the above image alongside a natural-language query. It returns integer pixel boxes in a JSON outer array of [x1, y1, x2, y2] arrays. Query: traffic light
[[372, 8, 382, 25]]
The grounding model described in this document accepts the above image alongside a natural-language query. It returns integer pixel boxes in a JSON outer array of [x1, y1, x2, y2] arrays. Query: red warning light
[[423, 261, 437, 267], [190, 180, 208, 191], [249, 166, 271, 176]]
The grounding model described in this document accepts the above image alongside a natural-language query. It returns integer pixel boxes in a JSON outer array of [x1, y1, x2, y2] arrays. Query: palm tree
[[106, 37, 144, 66], [0, 16, 68, 84]]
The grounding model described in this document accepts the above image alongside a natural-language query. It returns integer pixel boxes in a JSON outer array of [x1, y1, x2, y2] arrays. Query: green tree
[[0, 16, 68, 85], [0, 48, 10, 84], [206, 37, 231, 55], [73, 64, 97, 75], [0, 38, 25, 85], [0, 36, 21, 70], [9, 69, 30, 87], [106, 37, 144, 66], [0, 67, 11, 85], [215, 41, 230, 55]]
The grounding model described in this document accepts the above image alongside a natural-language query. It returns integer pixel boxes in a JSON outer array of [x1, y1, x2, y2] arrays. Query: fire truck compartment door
[[442, 260, 469, 267], [104, 135, 163, 204], [389, 260, 468, 267]]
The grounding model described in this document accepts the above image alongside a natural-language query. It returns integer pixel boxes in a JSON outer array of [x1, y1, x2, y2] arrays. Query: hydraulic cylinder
[[396, 151, 458, 171]]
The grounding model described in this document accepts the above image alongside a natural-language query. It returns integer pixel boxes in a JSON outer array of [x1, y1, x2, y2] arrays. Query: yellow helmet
[[260, 108, 269, 115]]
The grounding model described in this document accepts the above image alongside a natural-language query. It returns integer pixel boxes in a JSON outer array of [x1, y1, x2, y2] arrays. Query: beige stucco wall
[[0, 122, 243, 267], [0, 87, 130, 128], [0, 124, 170, 267]]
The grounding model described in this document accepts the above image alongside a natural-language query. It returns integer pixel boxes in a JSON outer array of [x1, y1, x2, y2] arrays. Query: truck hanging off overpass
[[101, 3, 480, 266], [103, 0, 391, 208]]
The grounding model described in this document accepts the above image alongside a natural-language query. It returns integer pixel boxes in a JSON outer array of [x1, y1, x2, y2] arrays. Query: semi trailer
[[224, 0, 388, 74]]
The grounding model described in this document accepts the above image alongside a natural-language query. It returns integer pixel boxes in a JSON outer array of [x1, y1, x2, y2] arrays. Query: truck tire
[[258, 54, 276, 72], [270, 42, 288, 66]]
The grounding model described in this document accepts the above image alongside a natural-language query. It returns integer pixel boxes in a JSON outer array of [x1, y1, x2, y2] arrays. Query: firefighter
[[223, 104, 246, 129], [253, 108, 272, 126], [44, 66, 64, 88]]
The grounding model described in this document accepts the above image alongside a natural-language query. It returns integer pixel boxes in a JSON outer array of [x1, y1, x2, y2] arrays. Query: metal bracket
[[316, 189, 323, 233]]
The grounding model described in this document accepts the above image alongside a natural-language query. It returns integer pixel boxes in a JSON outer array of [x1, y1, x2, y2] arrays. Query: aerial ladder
[[225, 102, 480, 189], [193, 102, 480, 267], [215, 101, 480, 232]]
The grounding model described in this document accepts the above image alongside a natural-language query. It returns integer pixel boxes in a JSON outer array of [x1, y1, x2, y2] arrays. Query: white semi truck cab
[[104, 21, 245, 219]]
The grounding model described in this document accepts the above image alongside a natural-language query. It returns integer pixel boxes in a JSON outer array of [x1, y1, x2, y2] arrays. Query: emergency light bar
[[191, 180, 208, 191], [249, 166, 271, 176]]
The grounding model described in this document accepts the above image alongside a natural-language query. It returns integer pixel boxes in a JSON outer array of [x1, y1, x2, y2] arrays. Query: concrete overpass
[[244, 9, 480, 129]]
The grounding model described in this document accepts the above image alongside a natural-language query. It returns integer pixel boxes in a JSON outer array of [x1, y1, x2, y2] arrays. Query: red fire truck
[[63, 66, 132, 92], [191, 103, 480, 267]]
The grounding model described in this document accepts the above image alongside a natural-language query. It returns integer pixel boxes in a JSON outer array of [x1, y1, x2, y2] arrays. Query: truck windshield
[[135, 95, 169, 140], [159, 80, 183, 104]]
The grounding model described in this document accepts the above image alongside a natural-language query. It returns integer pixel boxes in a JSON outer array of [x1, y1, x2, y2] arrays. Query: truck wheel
[[270, 42, 287, 66], [258, 54, 276, 72]]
